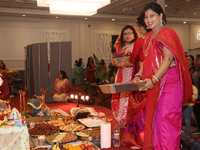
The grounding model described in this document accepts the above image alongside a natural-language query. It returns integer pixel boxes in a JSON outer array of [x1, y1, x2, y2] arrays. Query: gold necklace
[[145, 26, 165, 56]]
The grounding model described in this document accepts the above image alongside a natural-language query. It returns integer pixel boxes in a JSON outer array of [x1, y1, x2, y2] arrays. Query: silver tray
[[78, 118, 105, 128], [99, 81, 145, 94]]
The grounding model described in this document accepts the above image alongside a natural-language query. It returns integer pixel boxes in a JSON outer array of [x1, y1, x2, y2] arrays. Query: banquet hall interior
[[0, 0, 200, 149]]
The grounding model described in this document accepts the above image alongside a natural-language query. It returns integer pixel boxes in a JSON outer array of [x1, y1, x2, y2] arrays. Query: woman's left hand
[[140, 78, 154, 91]]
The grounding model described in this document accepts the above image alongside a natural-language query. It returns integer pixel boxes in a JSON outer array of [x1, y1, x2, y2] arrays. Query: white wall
[[0, 17, 191, 70]]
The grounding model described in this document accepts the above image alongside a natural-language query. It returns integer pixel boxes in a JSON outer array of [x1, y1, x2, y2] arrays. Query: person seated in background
[[0, 60, 10, 100], [72, 60, 84, 85], [86, 56, 96, 83], [51, 70, 73, 101]]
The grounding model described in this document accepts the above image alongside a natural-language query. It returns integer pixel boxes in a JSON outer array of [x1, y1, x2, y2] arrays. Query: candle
[[75, 95, 78, 99], [85, 96, 89, 101], [81, 95, 84, 100], [38, 135, 45, 145], [70, 94, 74, 99]]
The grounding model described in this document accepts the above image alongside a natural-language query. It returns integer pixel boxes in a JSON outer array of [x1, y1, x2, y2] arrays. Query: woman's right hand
[[111, 59, 117, 66], [132, 76, 141, 83]]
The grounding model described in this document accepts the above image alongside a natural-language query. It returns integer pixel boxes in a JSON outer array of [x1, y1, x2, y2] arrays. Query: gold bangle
[[135, 73, 142, 78], [152, 75, 159, 82], [121, 62, 125, 68]]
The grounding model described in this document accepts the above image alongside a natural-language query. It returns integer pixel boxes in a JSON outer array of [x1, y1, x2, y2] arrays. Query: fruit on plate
[[126, 51, 132, 56]]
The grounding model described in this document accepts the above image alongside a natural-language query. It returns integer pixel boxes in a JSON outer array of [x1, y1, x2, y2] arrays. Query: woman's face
[[89, 57, 93, 63], [144, 9, 162, 31], [0, 61, 3, 69], [186, 56, 193, 67], [58, 72, 63, 79], [123, 28, 134, 44]]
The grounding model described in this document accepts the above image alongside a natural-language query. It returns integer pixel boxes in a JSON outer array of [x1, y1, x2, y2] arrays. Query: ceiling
[[0, 0, 200, 24]]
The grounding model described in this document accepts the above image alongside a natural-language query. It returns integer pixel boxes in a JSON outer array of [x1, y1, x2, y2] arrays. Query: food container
[[76, 128, 100, 141], [99, 81, 145, 94], [78, 118, 105, 128]]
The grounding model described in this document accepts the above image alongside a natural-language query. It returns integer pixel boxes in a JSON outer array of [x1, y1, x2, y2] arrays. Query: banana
[[52, 144, 57, 150]]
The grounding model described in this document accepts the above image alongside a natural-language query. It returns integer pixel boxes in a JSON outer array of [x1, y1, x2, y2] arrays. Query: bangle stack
[[151, 75, 159, 85], [135, 73, 142, 79]]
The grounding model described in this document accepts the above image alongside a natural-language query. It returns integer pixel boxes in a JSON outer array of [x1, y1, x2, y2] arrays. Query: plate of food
[[45, 132, 77, 145], [59, 123, 85, 132], [29, 122, 60, 136], [76, 128, 100, 141]]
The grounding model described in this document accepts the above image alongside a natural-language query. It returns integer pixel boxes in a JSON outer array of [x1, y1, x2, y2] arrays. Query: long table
[[46, 102, 131, 150]]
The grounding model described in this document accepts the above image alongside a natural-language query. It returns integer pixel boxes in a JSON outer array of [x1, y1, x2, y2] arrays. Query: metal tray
[[99, 81, 145, 94], [78, 118, 105, 128]]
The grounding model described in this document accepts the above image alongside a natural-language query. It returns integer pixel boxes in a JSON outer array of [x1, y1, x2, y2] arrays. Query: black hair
[[141, 3, 167, 25], [100, 59, 105, 65], [0, 60, 6, 70], [86, 56, 94, 68], [136, 14, 151, 32], [59, 70, 68, 79]]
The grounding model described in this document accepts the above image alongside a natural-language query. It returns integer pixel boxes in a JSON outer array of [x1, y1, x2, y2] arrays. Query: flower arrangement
[[37, 104, 52, 117]]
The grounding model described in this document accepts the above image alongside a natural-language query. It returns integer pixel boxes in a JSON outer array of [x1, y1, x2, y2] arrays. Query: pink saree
[[142, 28, 193, 150]]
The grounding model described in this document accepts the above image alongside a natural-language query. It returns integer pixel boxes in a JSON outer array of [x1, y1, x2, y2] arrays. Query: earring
[[160, 18, 163, 27]]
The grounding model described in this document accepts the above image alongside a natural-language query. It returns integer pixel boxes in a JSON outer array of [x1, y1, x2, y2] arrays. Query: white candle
[[38, 135, 45, 145]]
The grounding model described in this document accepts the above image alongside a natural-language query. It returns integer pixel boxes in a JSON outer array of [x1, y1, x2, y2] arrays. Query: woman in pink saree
[[111, 25, 139, 126], [133, 3, 193, 150], [52, 70, 73, 101]]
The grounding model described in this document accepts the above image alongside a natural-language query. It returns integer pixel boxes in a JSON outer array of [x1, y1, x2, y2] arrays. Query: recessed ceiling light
[[112, 19, 115, 21], [165, 5, 167, 7], [183, 22, 186, 24], [55, 17, 58, 18], [22, 15, 26, 17], [84, 18, 87, 20], [194, 13, 197, 15]]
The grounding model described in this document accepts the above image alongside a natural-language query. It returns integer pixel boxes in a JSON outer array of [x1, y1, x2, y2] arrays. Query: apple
[[87, 145, 92, 150], [126, 51, 132, 56], [80, 144, 86, 149]]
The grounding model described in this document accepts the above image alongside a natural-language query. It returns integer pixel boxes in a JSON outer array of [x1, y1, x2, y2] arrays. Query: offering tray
[[52, 109, 69, 116], [78, 117, 105, 128], [99, 81, 145, 94], [45, 132, 77, 145], [76, 127, 100, 141], [113, 56, 130, 64], [59, 123, 85, 132], [71, 107, 98, 116]]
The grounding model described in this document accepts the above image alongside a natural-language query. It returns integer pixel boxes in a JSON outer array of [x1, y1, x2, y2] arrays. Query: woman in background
[[0, 60, 10, 100], [52, 70, 73, 101], [86, 56, 96, 83], [133, 3, 193, 149], [111, 25, 138, 126], [72, 60, 84, 85], [116, 14, 151, 149]]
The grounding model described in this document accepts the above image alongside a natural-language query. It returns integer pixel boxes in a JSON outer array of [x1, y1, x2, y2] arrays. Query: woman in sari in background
[[72, 60, 84, 85], [133, 3, 193, 150], [115, 14, 151, 149], [52, 70, 73, 101], [86, 56, 96, 83], [0, 60, 10, 100], [111, 25, 139, 126]]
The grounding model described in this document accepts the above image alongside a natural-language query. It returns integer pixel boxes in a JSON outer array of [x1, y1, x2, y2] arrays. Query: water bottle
[[113, 123, 120, 147]]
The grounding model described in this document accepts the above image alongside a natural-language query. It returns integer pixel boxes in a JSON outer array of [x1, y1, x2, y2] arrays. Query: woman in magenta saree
[[133, 3, 193, 150]]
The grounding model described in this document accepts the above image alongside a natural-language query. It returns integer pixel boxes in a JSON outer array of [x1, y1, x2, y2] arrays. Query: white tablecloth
[[0, 125, 30, 150]]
